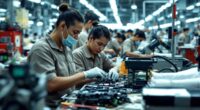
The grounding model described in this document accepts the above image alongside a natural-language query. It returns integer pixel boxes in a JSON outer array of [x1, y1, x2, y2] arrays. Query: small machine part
[[125, 57, 157, 91], [75, 80, 131, 108]]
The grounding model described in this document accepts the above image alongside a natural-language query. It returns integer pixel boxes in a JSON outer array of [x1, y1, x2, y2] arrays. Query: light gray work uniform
[[28, 36, 76, 108], [72, 44, 114, 73]]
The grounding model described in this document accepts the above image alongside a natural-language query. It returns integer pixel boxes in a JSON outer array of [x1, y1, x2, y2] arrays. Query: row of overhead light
[[79, 0, 181, 30], [148, 1, 200, 30], [79, 0, 122, 25], [79, 0, 107, 21]]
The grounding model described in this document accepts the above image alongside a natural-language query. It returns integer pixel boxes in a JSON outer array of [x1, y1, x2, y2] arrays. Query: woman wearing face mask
[[28, 3, 107, 108]]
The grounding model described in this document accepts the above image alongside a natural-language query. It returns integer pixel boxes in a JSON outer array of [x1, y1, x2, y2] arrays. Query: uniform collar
[[82, 44, 100, 59], [46, 36, 64, 52]]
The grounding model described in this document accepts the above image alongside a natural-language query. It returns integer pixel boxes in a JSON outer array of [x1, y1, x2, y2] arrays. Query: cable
[[157, 68, 176, 72], [153, 55, 178, 72]]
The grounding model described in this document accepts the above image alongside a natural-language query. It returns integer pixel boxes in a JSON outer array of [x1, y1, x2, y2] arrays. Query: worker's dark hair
[[88, 25, 111, 40], [84, 10, 99, 24], [183, 28, 189, 32], [56, 3, 84, 28], [127, 29, 133, 33], [116, 32, 126, 41], [24, 33, 29, 38], [134, 29, 146, 39]]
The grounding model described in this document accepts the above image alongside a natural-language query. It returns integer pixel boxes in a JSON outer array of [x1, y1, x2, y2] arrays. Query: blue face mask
[[135, 41, 141, 47], [62, 33, 77, 48]]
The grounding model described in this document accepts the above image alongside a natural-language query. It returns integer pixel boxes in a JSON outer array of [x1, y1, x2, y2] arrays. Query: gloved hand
[[108, 68, 119, 81], [83, 67, 107, 79]]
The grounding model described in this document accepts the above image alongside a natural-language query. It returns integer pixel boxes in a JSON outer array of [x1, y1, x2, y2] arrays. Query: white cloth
[[152, 67, 199, 80], [149, 67, 200, 88], [149, 77, 200, 89]]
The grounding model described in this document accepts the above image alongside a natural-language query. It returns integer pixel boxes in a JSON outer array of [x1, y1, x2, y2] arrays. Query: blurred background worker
[[73, 25, 119, 83], [103, 32, 126, 57], [125, 29, 134, 39], [122, 29, 153, 58], [178, 27, 190, 44], [75, 10, 100, 49]]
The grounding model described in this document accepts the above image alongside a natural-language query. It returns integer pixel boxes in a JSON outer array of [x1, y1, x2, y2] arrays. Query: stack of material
[[149, 67, 200, 89]]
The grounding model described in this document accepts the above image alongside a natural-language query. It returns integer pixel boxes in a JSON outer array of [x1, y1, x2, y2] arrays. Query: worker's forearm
[[47, 72, 85, 92], [75, 79, 96, 88], [125, 52, 141, 58], [125, 52, 153, 58]]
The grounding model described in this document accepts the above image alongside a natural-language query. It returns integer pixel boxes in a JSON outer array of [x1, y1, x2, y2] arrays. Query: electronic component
[[75, 80, 131, 108], [125, 57, 157, 92]]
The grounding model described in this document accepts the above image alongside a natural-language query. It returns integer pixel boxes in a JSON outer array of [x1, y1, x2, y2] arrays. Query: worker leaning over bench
[[28, 3, 108, 109], [72, 25, 119, 84], [122, 29, 153, 58]]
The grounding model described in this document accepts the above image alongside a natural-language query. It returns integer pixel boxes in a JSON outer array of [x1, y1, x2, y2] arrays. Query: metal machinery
[[125, 57, 157, 91], [0, 63, 46, 110]]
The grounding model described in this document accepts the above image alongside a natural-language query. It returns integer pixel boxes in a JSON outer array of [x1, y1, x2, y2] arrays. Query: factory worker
[[73, 25, 119, 82], [122, 29, 153, 58], [75, 10, 99, 49], [28, 3, 107, 108]]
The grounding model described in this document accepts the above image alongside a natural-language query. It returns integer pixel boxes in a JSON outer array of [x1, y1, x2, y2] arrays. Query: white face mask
[[62, 31, 77, 48]]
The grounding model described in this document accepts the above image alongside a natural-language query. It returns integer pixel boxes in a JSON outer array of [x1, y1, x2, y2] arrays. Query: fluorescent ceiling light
[[126, 22, 145, 30], [101, 23, 124, 30], [51, 4, 58, 9], [158, 17, 164, 21], [53, 13, 59, 17], [186, 5, 194, 10], [29, 13, 32, 17], [41, 1, 45, 5], [180, 15, 184, 19], [28, 0, 41, 3], [152, 10, 160, 16], [167, 11, 178, 18], [196, 2, 200, 6], [0, 9, 6, 12], [50, 18, 57, 23], [0, 17, 5, 21], [28, 20, 34, 25], [143, 0, 179, 23], [13, 0, 21, 7], [109, 0, 122, 25], [158, 21, 182, 29], [175, 21, 180, 25], [149, 26, 158, 30], [186, 17, 200, 23], [137, 20, 145, 25], [79, 0, 107, 21], [131, 4, 137, 10], [160, 23, 172, 29], [37, 21, 43, 26], [101, 23, 144, 30], [145, 15, 153, 22]]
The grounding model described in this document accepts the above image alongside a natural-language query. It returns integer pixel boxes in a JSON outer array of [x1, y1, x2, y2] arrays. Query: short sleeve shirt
[[28, 36, 76, 107], [122, 38, 137, 54], [105, 38, 121, 52], [72, 44, 114, 73]]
